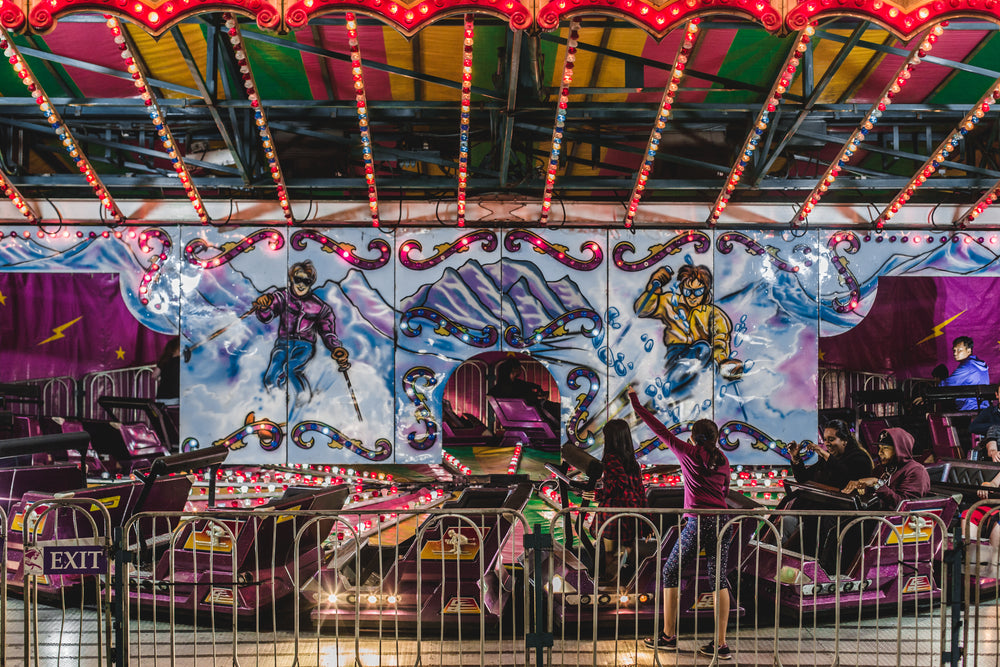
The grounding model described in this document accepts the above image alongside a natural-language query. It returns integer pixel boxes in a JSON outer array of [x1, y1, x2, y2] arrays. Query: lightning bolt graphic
[[38, 316, 83, 345], [916, 310, 966, 346]]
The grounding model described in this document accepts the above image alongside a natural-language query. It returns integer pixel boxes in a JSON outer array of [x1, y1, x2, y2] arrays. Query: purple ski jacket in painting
[[255, 288, 342, 352]]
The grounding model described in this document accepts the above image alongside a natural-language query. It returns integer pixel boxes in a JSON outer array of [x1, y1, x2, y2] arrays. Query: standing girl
[[629, 388, 733, 661], [584, 419, 650, 582]]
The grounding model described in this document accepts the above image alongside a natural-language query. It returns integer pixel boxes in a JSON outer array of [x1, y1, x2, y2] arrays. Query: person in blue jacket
[[941, 336, 990, 411]]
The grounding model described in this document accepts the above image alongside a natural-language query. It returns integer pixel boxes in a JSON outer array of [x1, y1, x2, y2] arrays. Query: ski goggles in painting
[[681, 285, 706, 298]]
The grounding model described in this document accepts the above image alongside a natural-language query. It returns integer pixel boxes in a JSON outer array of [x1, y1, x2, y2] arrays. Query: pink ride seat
[[487, 396, 559, 450]]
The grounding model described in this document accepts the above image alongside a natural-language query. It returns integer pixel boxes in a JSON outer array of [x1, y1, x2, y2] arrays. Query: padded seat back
[[927, 413, 964, 460]]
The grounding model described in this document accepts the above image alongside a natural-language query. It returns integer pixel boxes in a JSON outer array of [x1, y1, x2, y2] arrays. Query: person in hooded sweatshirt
[[842, 427, 931, 504], [818, 428, 932, 574]]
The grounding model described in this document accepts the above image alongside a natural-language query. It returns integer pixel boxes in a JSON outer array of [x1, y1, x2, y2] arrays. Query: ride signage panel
[[23, 545, 107, 575]]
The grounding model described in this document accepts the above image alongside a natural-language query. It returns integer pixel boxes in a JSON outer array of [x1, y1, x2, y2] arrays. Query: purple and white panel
[[395, 229, 502, 464], [179, 227, 288, 465], [282, 228, 396, 465], [608, 229, 715, 464], [818, 230, 1000, 384], [500, 228, 607, 450], [713, 230, 819, 465]]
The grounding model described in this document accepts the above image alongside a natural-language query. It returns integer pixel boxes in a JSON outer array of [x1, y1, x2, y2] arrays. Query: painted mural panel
[[0, 225, 179, 439], [0, 227, 178, 369], [712, 230, 819, 464], [281, 228, 395, 465], [818, 229, 1000, 382], [395, 229, 502, 464], [9, 224, 1000, 468], [179, 227, 288, 464], [819, 229, 1000, 331], [499, 229, 607, 449], [608, 229, 716, 463]]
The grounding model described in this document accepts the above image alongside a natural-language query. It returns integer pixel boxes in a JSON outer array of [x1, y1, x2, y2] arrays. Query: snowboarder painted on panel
[[634, 264, 743, 392]]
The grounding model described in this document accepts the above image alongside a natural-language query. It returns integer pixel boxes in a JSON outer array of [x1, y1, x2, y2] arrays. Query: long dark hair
[[602, 419, 641, 479], [824, 418, 874, 468], [691, 419, 725, 470]]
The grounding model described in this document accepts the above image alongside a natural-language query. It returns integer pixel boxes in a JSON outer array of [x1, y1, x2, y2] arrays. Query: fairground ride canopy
[[1, 1, 1000, 228]]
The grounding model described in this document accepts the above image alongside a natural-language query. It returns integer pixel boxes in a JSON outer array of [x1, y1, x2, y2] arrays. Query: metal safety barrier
[[961, 498, 1000, 667], [14, 497, 114, 666], [3, 496, 999, 665]]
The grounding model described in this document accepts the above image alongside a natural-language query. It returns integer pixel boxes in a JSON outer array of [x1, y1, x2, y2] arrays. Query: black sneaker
[[698, 641, 733, 660], [643, 633, 677, 649]]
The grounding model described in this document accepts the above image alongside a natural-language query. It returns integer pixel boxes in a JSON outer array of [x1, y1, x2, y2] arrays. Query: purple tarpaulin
[[821, 276, 1000, 382], [0, 273, 173, 382]]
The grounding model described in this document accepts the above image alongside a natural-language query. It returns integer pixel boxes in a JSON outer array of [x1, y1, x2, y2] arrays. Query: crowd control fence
[[2, 498, 998, 666]]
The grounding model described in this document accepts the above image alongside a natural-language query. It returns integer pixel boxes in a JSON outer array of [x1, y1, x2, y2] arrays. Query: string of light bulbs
[[539, 18, 581, 226], [456, 15, 474, 227], [107, 16, 209, 224], [1, 27, 124, 224], [623, 19, 701, 229], [346, 13, 380, 228], [707, 25, 815, 226], [223, 13, 294, 224], [792, 24, 945, 226], [876, 76, 1000, 229]]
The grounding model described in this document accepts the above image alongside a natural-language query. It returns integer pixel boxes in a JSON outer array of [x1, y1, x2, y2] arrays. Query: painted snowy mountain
[[399, 257, 597, 357]]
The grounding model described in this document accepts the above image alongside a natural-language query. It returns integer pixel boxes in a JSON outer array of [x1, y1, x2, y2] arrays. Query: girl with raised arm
[[629, 388, 733, 661]]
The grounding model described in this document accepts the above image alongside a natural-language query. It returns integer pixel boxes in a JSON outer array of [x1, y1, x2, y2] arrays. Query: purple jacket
[[256, 288, 342, 352], [629, 393, 730, 516], [873, 427, 930, 508]]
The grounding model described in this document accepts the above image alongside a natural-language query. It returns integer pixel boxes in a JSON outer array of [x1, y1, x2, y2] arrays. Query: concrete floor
[[3, 596, 998, 666]]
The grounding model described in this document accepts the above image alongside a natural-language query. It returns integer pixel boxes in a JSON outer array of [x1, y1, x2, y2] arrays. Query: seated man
[[820, 428, 930, 574], [489, 358, 559, 428], [941, 336, 990, 412], [842, 427, 931, 506]]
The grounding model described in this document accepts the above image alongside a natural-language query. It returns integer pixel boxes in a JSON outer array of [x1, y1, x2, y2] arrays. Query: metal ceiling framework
[[0, 2, 999, 229]]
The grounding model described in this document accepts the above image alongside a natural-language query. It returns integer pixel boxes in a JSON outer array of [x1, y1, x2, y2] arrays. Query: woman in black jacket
[[787, 419, 874, 489], [779, 420, 874, 554]]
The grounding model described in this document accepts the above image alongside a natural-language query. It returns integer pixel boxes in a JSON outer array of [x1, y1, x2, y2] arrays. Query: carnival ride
[[752, 479, 958, 614], [6, 445, 229, 595], [304, 480, 532, 631]]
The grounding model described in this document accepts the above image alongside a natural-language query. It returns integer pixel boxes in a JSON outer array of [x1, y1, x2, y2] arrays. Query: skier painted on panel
[[253, 260, 350, 403]]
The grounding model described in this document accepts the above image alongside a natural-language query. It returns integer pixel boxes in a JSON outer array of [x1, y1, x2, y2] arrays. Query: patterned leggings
[[661, 515, 732, 591]]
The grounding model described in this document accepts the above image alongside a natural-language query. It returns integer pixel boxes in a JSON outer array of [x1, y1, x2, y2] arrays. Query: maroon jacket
[[256, 288, 342, 352], [629, 393, 730, 517], [873, 427, 930, 508]]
